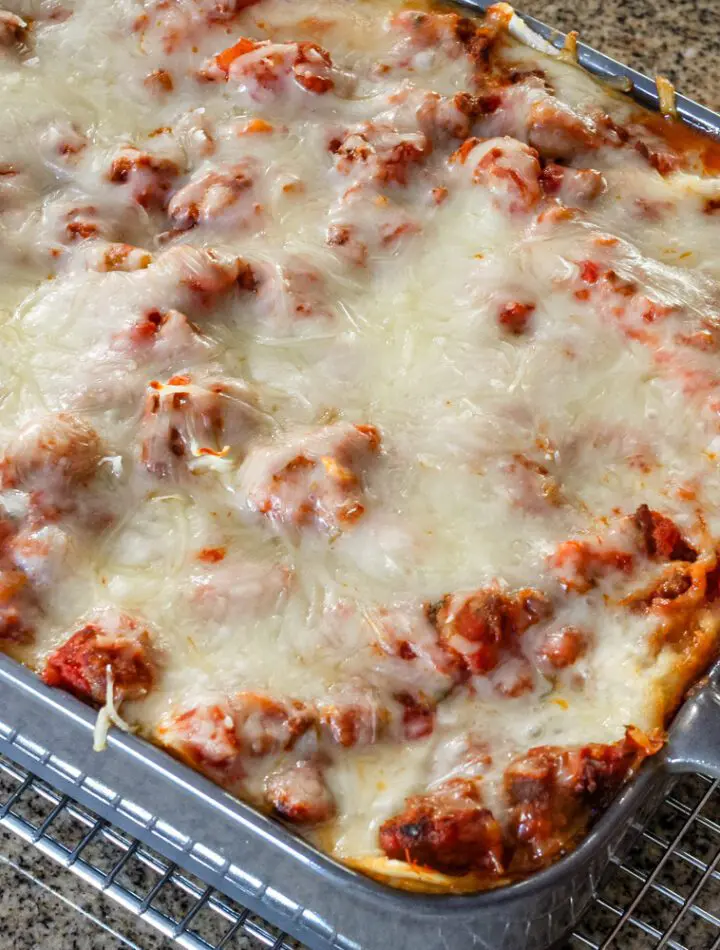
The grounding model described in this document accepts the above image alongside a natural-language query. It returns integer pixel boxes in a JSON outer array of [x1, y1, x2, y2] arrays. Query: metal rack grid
[[0, 751, 717, 950]]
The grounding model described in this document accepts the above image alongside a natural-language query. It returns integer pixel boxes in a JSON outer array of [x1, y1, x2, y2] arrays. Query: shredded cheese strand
[[657, 75, 678, 117], [93, 664, 132, 752]]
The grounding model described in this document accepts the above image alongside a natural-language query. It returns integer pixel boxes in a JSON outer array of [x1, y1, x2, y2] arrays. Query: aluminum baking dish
[[2, 5, 720, 949]]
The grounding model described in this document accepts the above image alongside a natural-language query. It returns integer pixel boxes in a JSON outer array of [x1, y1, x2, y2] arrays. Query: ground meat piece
[[490, 655, 535, 698], [144, 68, 174, 95], [0, 518, 71, 644], [86, 242, 153, 272], [252, 257, 331, 329], [387, 10, 477, 61], [0, 544, 34, 643], [416, 90, 495, 141], [451, 136, 542, 213], [189, 559, 290, 622], [9, 523, 68, 588], [379, 778, 504, 875], [291, 41, 338, 94], [498, 300, 535, 334], [107, 145, 181, 209], [232, 692, 314, 756], [200, 37, 337, 98], [634, 138, 682, 176], [395, 691, 436, 739], [135, 0, 261, 54], [539, 163, 606, 206], [265, 761, 335, 824], [167, 162, 261, 232], [548, 539, 634, 593], [373, 602, 469, 697], [317, 687, 390, 747], [148, 245, 246, 313], [633, 504, 697, 563], [42, 202, 111, 247], [0, 599, 33, 642], [139, 373, 261, 478], [38, 121, 88, 174], [327, 223, 366, 265], [128, 308, 193, 347], [432, 587, 552, 676], [622, 563, 698, 613], [505, 729, 659, 869], [114, 308, 207, 365], [381, 84, 497, 146], [652, 568, 694, 601], [0, 11, 26, 48], [0, 413, 103, 503], [240, 422, 381, 534], [42, 613, 156, 705], [527, 98, 601, 159], [536, 626, 589, 671], [329, 123, 431, 186], [156, 702, 243, 786], [385, 7, 506, 70], [327, 184, 421, 266], [157, 691, 313, 790], [567, 256, 677, 344]]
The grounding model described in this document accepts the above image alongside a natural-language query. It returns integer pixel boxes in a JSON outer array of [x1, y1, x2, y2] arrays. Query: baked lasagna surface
[[2, 0, 720, 890]]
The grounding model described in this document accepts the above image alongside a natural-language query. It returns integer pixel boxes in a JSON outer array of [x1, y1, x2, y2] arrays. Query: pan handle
[[663, 686, 720, 780]]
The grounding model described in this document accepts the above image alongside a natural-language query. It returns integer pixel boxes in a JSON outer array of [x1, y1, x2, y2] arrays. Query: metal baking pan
[[2, 4, 720, 949]]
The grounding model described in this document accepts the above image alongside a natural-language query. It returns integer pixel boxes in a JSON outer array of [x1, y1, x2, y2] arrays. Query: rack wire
[[0, 750, 717, 949]]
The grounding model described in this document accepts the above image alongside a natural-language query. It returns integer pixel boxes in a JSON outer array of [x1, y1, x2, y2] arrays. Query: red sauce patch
[[196, 546, 227, 563]]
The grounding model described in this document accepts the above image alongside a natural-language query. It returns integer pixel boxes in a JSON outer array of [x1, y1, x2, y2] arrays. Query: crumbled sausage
[[498, 300, 535, 335], [139, 373, 260, 478], [167, 162, 261, 232], [42, 612, 156, 705], [0, 413, 103, 507], [527, 98, 602, 160], [200, 37, 337, 98], [504, 729, 658, 869], [240, 422, 381, 533], [536, 626, 589, 670], [265, 761, 336, 823], [330, 123, 431, 186], [87, 242, 153, 273], [432, 586, 552, 675], [144, 68, 174, 95], [113, 308, 207, 364], [317, 687, 390, 747], [149, 245, 246, 312], [539, 163, 606, 206], [232, 692, 314, 757], [549, 539, 634, 593], [107, 145, 180, 209], [156, 691, 313, 790], [379, 778, 504, 875], [0, 11, 26, 49], [451, 136, 542, 213], [633, 504, 697, 562], [327, 184, 421, 266]]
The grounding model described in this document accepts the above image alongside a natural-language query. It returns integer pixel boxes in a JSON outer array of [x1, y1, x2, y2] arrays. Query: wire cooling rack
[[0, 750, 717, 950]]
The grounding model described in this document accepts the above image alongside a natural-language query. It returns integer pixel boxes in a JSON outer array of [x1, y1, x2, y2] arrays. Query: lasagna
[[1, 0, 720, 892]]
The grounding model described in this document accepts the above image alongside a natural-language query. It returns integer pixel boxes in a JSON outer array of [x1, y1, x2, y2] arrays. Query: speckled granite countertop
[[518, 0, 719, 110], [2, 2, 720, 948]]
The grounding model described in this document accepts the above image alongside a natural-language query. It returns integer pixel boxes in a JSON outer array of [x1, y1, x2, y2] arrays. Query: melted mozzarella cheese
[[1, 0, 719, 865]]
